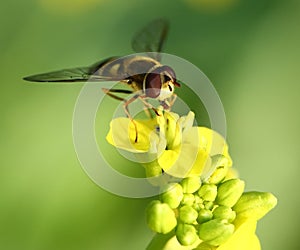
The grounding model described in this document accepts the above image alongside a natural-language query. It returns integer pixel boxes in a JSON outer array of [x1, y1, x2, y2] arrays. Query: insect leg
[[102, 88, 139, 142], [168, 93, 177, 108], [123, 94, 140, 143], [160, 94, 177, 110], [138, 95, 160, 116]]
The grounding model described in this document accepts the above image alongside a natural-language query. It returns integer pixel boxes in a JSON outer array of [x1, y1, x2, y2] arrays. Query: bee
[[23, 19, 180, 141]]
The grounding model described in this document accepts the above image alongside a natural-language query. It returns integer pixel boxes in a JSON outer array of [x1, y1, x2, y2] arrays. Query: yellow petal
[[224, 168, 239, 180], [159, 145, 211, 178], [106, 117, 158, 152], [199, 127, 227, 154], [164, 112, 182, 149], [158, 149, 179, 172], [183, 127, 232, 166], [187, 149, 212, 177], [147, 233, 201, 250], [178, 111, 195, 132], [217, 219, 261, 250]]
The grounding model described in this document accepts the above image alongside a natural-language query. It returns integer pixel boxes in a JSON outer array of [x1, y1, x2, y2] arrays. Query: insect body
[[23, 19, 180, 141]]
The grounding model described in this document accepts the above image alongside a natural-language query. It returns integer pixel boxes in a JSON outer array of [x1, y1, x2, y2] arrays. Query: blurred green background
[[1, 0, 299, 249]]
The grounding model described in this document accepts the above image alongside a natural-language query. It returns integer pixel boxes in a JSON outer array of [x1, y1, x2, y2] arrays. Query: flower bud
[[198, 184, 217, 201], [193, 203, 202, 211], [179, 205, 198, 224], [146, 200, 177, 234], [194, 195, 203, 204], [160, 183, 183, 209], [216, 179, 245, 207], [143, 161, 165, 186], [194, 242, 217, 250], [143, 160, 162, 178], [181, 177, 202, 194], [181, 194, 195, 206], [224, 167, 239, 180], [204, 201, 214, 210], [233, 191, 277, 221], [198, 219, 235, 246], [207, 155, 230, 184], [176, 223, 199, 246], [213, 206, 236, 222], [197, 209, 213, 224]]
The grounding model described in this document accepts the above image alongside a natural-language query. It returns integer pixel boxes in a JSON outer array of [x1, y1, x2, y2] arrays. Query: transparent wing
[[131, 19, 169, 61], [23, 57, 120, 82]]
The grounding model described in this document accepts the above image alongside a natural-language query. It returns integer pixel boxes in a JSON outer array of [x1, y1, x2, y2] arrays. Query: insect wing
[[23, 57, 120, 82], [131, 19, 169, 61]]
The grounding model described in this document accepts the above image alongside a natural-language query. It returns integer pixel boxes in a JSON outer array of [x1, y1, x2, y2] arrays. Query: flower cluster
[[146, 177, 276, 250], [106, 110, 277, 250]]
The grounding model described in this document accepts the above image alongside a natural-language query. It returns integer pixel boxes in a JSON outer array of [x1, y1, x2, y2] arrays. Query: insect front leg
[[160, 94, 177, 111], [168, 93, 177, 109], [102, 88, 139, 143], [138, 95, 160, 116], [123, 94, 140, 143]]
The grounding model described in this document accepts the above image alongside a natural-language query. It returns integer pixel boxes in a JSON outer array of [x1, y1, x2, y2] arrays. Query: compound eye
[[144, 72, 162, 98]]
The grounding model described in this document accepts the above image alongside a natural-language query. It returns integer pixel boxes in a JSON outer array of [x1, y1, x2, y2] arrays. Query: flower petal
[[216, 219, 261, 250], [158, 111, 182, 149], [183, 127, 232, 166], [106, 117, 158, 152], [158, 149, 179, 173], [159, 145, 211, 178], [178, 111, 195, 132]]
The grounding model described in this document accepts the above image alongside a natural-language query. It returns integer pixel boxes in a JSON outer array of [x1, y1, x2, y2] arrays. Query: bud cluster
[[146, 159, 277, 248]]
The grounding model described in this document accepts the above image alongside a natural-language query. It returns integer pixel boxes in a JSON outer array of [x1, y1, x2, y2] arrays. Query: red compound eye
[[144, 72, 162, 98], [144, 65, 180, 98]]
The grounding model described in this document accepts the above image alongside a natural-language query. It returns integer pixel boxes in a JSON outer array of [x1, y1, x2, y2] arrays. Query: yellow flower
[[106, 110, 277, 250], [106, 110, 232, 179]]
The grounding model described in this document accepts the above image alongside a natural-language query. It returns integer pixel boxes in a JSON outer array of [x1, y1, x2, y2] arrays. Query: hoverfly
[[23, 19, 180, 142]]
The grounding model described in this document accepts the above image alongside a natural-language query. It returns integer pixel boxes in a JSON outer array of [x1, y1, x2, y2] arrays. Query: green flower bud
[[146, 200, 177, 234], [143, 160, 162, 177], [213, 205, 236, 222], [198, 184, 217, 201], [194, 242, 217, 250], [208, 166, 229, 185], [181, 193, 195, 206], [198, 219, 235, 246], [207, 155, 230, 184], [194, 195, 203, 204], [193, 203, 202, 211], [181, 177, 202, 194], [176, 223, 199, 246], [204, 201, 214, 210], [179, 205, 198, 224], [216, 179, 245, 207], [160, 183, 183, 209], [143, 160, 164, 186], [197, 209, 213, 224], [233, 191, 277, 221]]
